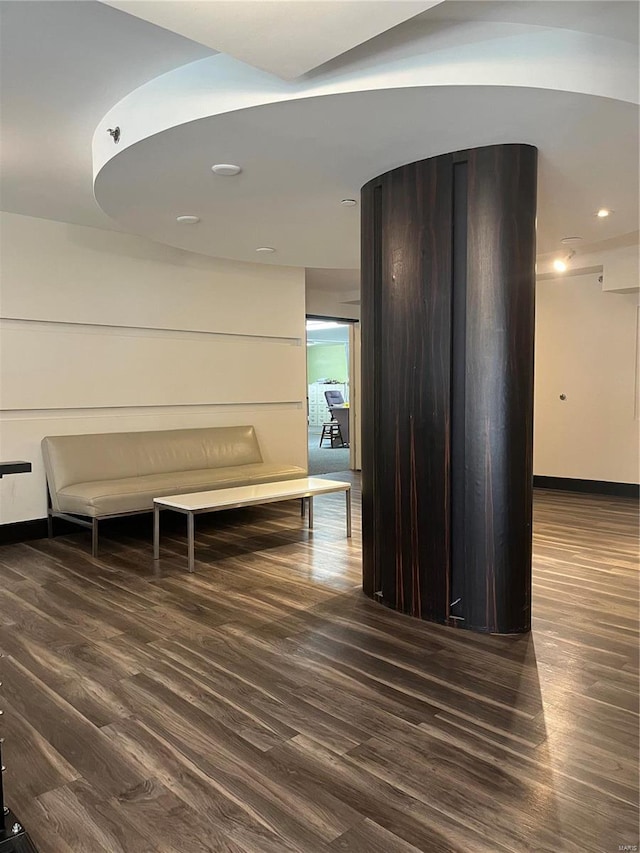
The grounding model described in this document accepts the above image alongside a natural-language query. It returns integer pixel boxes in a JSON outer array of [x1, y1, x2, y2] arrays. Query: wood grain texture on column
[[360, 180, 379, 600], [362, 157, 453, 623], [361, 143, 537, 634], [463, 144, 537, 632]]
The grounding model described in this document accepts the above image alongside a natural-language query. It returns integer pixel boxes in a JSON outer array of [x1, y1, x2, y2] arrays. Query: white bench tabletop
[[154, 476, 351, 511]]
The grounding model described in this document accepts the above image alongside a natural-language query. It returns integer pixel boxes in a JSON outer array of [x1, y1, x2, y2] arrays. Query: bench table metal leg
[[153, 503, 160, 560], [187, 511, 195, 573], [308, 496, 313, 531], [346, 488, 352, 538], [91, 518, 99, 558], [300, 497, 305, 518]]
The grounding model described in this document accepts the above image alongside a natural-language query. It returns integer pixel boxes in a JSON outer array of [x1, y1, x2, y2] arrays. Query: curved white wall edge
[[93, 23, 639, 175]]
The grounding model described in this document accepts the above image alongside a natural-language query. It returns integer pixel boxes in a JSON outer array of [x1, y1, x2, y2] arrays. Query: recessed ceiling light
[[176, 215, 200, 224], [596, 208, 613, 218], [211, 164, 242, 176], [255, 246, 275, 254], [561, 236, 583, 244], [341, 199, 357, 207]]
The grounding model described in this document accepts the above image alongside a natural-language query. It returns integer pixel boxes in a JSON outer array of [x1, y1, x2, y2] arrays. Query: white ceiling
[[307, 269, 360, 293], [0, 1, 212, 229], [94, 86, 639, 267], [101, 0, 442, 80], [1, 0, 638, 286], [306, 322, 350, 344], [411, 0, 639, 44]]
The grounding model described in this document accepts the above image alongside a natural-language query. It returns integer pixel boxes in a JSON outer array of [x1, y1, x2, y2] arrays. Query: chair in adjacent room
[[330, 405, 349, 447], [319, 389, 347, 448], [324, 389, 345, 408], [319, 418, 344, 448]]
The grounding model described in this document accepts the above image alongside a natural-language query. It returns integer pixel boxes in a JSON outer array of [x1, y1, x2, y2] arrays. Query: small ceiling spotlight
[[596, 208, 613, 218], [176, 215, 200, 224], [211, 164, 242, 176], [553, 249, 576, 273], [341, 199, 357, 207], [561, 236, 583, 245], [255, 246, 276, 254], [107, 127, 120, 144]]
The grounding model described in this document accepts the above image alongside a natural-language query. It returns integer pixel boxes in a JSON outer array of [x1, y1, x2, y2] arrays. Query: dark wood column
[[361, 143, 537, 634]]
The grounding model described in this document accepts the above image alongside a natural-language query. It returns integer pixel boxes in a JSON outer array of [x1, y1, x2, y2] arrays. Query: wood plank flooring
[[0, 476, 638, 852]]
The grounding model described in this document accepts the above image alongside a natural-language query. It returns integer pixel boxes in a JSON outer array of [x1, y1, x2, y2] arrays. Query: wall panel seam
[[0, 317, 301, 346], [0, 401, 303, 420]]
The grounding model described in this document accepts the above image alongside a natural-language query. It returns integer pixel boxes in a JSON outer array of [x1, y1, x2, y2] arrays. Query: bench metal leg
[[308, 496, 313, 531], [153, 503, 160, 560], [91, 518, 99, 557], [47, 511, 53, 539], [187, 512, 195, 573], [346, 488, 352, 538], [300, 497, 305, 518]]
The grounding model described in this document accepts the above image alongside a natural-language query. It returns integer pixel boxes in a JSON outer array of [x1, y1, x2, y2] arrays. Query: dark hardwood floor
[[0, 476, 638, 852]]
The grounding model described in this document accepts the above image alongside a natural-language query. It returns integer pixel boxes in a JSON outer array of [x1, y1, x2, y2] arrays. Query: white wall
[[305, 288, 360, 321], [305, 267, 360, 321], [601, 244, 639, 293], [0, 212, 307, 523], [534, 268, 639, 484]]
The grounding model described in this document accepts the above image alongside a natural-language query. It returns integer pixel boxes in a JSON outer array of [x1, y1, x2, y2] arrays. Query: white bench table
[[153, 476, 351, 572]]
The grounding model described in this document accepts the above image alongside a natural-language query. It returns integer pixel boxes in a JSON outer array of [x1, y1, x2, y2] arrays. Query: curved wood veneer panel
[[361, 143, 537, 634]]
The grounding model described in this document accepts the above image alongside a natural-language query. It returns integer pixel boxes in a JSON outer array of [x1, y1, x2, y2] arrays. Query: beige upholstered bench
[[42, 425, 306, 556]]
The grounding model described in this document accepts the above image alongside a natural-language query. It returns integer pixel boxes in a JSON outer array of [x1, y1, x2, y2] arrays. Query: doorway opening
[[306, 317, 358, 475]]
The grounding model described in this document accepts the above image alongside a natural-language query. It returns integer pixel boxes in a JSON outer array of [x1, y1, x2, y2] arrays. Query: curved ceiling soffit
[[92, 23, 639, 269], [93, 24, 638, 173]]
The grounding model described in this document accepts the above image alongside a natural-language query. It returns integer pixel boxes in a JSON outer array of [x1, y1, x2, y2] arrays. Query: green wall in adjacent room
[[307, 343, 348, 383]]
